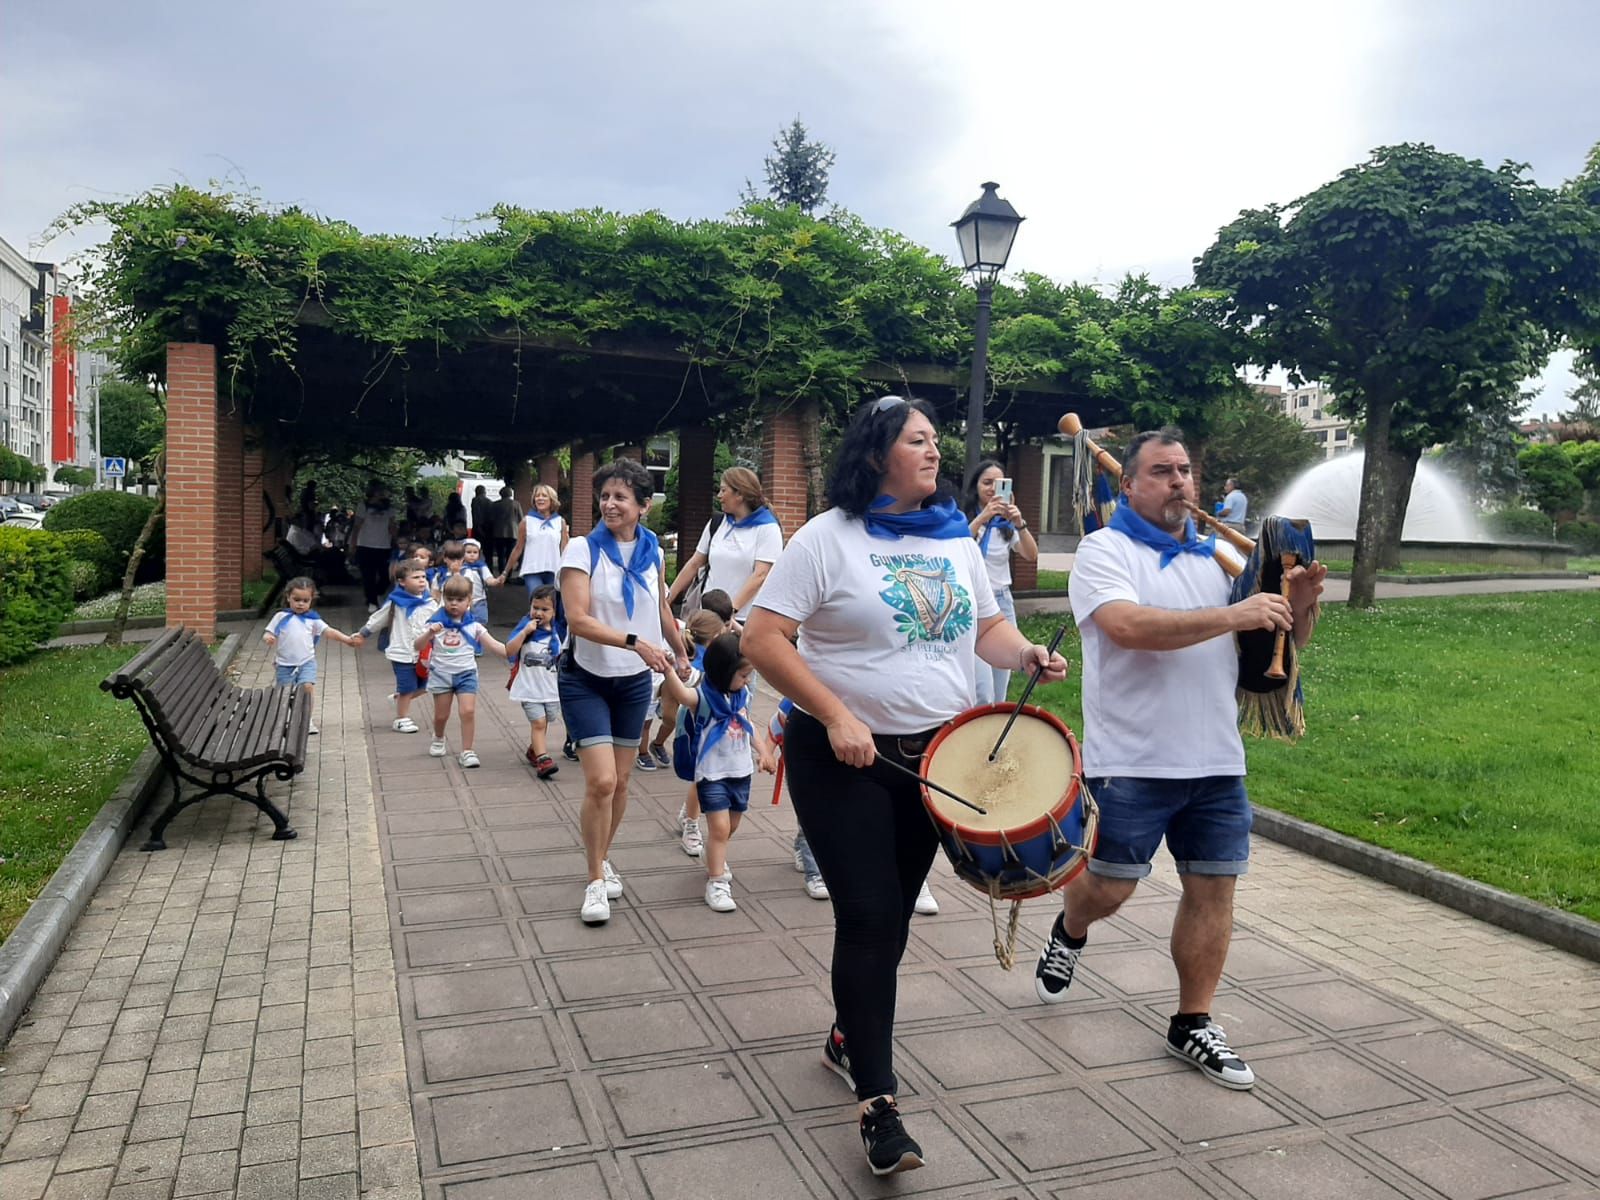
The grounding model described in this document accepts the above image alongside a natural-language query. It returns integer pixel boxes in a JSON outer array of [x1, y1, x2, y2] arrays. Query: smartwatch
[[624, 633, 638, 649]]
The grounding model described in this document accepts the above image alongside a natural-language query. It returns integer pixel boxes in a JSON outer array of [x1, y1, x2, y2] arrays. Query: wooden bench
[[101, 627, 306, 851]]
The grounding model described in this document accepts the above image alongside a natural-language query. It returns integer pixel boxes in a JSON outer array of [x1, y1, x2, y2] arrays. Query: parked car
[[12, 492, 58, 509], [2, 511, 45, 529], [0, 496, 38, 518]]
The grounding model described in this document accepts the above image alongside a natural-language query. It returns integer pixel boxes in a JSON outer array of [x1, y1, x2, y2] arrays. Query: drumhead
[[924, 711, 1074, 833]]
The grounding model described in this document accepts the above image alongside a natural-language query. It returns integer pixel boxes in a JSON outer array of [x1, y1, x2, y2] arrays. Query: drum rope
[[988, 892, 1024, 970]]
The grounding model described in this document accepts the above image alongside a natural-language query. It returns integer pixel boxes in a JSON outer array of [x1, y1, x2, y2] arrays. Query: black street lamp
[[952, 181, 1024, 492]]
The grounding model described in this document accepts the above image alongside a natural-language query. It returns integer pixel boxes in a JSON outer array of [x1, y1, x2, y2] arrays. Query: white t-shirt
[[980, 525, 1015, 592], [509, 628, 562, 703], [360, 597, 439, 664], [1220, 489, 1248, 524], [756, 507, 1000, 735], [519, 514, 566, 576], [1068, 527, 1245, 779], [696, 516, 784, 619], [424, 619, 490, 674], [560, 534, 666, 677], [353, 502, 395, 550], [693, 686, 755, 782], [264, 612, 327, 667]]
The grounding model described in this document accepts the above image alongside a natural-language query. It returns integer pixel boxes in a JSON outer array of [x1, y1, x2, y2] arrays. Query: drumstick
[[873, 752, 988, 816], [1058, 412, 1248, 577], [1265, 552, 1296, 680], [989, 623, 1067, 761]]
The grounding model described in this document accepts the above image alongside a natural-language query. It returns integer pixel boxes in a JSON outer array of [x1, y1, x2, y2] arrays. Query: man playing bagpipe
[[1035, 425, 1325, 1091]]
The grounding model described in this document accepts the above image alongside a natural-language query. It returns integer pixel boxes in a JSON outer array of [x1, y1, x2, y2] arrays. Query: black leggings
[[355, 546, 391, 606], [783, 710, 940, 1101]]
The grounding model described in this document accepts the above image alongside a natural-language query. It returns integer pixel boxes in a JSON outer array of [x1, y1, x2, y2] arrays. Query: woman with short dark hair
[[743, 397, 1067, 1177], [559, 458, 692, 926], [965, 459, 1039, 703]]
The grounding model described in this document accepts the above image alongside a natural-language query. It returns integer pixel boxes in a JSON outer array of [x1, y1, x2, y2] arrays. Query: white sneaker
[[804, 873, 830, 901], [429, 739, 448, 757], [680, 816, 704, 857], [580, 880, 610, 925], [392, 717, 419, 734], [307, 719, 319, 735], [458, 750, 480, 768], [705, 877, 737, 912], [914, 880, 939, 915], [601, 859, 623, 900], [792, 845, 807, 873]]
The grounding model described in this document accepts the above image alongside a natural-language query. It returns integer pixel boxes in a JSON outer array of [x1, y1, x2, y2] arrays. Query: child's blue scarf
[[978, 516, 1016, 555], [430, 610, 482, 652], [725, 505, 779, 531], [506, 618, 561, 663], [1108, 495, 1216, 568], [863, 495, 970, 542], [586, 523, 661, 618], [385, 586, 432, 616], [277, 610, 323, 644], [698, 684, 753, 762]]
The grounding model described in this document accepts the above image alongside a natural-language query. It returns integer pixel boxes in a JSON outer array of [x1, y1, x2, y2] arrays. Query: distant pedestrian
[[349, 482, 399, 611], [488, 486, 522, 573], [1218, 478, 1248, 532], [470, 484, 493, 542]]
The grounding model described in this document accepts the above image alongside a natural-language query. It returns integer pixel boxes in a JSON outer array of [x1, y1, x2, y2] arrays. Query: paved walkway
[[3, 592, 1599, 1199]]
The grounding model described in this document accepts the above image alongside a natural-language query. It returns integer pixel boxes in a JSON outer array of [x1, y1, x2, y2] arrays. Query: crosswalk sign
[[103, 457, 127, 478]]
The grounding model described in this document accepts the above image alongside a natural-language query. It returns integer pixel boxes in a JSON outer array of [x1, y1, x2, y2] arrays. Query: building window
[[1313, 409, 1323, 420], [1298, 396, 1310, 407], [1314, 429, 1328, 443], [1334, 428, 1347, 441]]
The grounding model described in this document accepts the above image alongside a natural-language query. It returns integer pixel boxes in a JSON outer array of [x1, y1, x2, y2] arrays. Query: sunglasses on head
[[870, 396, 909, 414]]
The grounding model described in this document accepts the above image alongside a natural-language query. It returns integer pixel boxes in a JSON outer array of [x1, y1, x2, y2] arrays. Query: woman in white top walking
[[502, 484, 568, 595], [665, 467, 783, 623], [559, 459, 692, 926], [966, 459, 1039, 704]]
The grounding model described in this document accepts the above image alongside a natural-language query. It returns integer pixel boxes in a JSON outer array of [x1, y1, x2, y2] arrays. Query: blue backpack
[[672, 698, 706, 782]]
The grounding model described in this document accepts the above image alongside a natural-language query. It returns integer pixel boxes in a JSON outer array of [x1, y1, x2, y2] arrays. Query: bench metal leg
[[142, 762, 298, 851]]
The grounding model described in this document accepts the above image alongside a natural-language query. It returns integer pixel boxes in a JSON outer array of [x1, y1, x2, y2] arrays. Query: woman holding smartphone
[[966, 460, 1039, 704]]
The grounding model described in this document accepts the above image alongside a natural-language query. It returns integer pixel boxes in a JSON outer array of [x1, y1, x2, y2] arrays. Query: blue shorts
[[519, 700, 559, 723], [522, 570, 556, 596], [471, 600, 489, 627], [275, 660, 317, 687], [1086, 776, 1252, 879], [391, 661, 423, 696], [426, 667, 480, 696], [557, 659, 652, 748], [698, 776, 751, 815]]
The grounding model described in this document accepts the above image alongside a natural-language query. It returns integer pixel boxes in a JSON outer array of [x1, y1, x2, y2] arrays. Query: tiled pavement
[[4, 596, 1599, 1199]]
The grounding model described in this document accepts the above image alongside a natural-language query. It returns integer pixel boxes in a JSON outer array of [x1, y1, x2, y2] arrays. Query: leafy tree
[[291, 447, 428, 513], [1518, 443, 1583, 518], [1435, 390, 1528, 508], [1, 447, 41, 485], [1562, 439, 1600, 492], [53, 466, 96, 488], [1192, 391, 1322, 507], [1196, 143, 1600, 606], [747, 118, 836, 214], [97, 379, 165, 475], [1562, 356, 1600, 440]]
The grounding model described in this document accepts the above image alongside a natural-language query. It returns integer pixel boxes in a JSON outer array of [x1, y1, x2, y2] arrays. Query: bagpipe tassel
[[1232, 515, 1318, 742]]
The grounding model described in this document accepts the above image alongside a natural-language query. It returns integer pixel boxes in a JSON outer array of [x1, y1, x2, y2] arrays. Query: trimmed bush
[[1483, 506, 1555, 540], [43, 490, 165, 580], [0, 527, 75, 665], [1557, 518, 1600, 555], [53, 529, 117, 598]]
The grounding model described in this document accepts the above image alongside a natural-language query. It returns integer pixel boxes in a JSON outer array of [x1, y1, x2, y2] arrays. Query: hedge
[[1557, 518, 1600, 555], [42, 490, 165, 579], [53, 529, 117, 599], [0, 528, 76, 665], [1483, 506, 1555, 540]]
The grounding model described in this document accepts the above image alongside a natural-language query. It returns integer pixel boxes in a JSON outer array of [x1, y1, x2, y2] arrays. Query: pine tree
[[749, 118, 836, 214]]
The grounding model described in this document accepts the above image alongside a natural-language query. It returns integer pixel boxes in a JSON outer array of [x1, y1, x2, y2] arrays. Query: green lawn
[[0, 645, 153, 942], [1016, 591, 1600, 922], [1570, 556, 1599, 574], [1319, 558, 1568, 576], [1032, 569, 1070, 592]]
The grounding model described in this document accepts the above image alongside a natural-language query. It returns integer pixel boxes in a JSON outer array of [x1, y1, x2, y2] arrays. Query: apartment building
[[1280, 382, 1356, 458]]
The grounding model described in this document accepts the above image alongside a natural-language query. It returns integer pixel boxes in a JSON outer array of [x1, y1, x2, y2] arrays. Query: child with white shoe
[[262, 577, 361, 736], [357, 560, 437, 735], [415, 576, 507, 767]]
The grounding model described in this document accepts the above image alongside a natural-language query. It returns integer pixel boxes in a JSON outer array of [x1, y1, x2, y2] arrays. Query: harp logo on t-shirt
[[871, 553, 973, 646]]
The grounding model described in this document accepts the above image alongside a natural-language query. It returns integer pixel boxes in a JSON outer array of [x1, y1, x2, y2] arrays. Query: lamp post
[[952, 182, 1024, 492]]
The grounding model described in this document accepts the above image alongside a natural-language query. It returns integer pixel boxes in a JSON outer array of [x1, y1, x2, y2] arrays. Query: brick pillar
[[512, 459, 535, 517], [1007, 443, 1044, 591], [760, 401, 809, 536], [214, 402, 244, 609], [676, 425, 717, 547], [537, 454, 560, 488], [166, 343, 221, 639], [569, 450, 597, 535], [240, 428, 265, 583]]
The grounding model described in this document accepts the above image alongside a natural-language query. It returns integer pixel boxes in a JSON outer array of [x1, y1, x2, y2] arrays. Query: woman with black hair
[[966, 459, 1039, 704], [559, 458, 693, 926], [743, 396, 1068, 1177]]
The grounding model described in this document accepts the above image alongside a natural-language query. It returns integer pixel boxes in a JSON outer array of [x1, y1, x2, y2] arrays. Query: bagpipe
[[1058, 413, 1318, 739]]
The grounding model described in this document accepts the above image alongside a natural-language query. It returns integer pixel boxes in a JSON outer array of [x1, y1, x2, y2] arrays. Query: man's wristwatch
[[624, 633, 638, 649]]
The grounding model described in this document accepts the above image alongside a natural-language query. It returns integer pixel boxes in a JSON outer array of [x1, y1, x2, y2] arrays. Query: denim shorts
[[698, 776, 751, 814], [426, 667, 480, 696], [390, 661, 422, 696], [275, 660, 317, 686], [519, 700, 560, 723], [557, 658, 652, 748], [1086, 775, 1252, 879]]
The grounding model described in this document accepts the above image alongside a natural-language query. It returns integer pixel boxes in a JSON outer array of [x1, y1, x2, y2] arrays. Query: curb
[[0, 634, 243, 1046], [57, 609, 255, 637], [1324, 571, 1584, 585], [1251, 804, 1600, 965]]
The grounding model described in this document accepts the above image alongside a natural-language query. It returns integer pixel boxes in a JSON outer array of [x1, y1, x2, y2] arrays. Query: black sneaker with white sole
[[1034, 913, 1085, 1004], [1165, 1019, 1256, 1090], [822, 1026, 855, 1090], [859, 1097, 924, 1176], [562, 738, 579, 761]]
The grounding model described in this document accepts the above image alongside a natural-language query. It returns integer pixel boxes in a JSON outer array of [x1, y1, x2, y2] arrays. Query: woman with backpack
[[665, 468, 783, 624]]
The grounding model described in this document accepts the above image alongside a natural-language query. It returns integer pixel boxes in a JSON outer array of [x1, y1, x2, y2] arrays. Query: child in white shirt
[[415, 575, 507, 768], [262, 577, 360, 735], [505, 585, 563, 779], [358, 559, 438, 734]]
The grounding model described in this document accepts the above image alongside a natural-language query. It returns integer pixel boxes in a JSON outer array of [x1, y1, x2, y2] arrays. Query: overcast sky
[[5, 0, 1596, 412]]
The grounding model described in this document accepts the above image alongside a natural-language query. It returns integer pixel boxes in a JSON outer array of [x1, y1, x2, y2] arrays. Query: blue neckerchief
[[586, 523, 661, 618], [385, 586, 432, 617], [697, 684, 753, 762], [863, 495, 971, 542], [430, 610, 482, 652], [725, 505, 779, 531], [278, 610, 323, 644], [535, 513, 561, 531], [1108, 496, 1217, 568], [978, 516, 1016, 555], [506, 618, 560, 663], [691, 644, 706, 670]]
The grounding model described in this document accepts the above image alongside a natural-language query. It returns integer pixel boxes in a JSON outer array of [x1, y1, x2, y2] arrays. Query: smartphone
[[994, 477, 1013, 504]]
